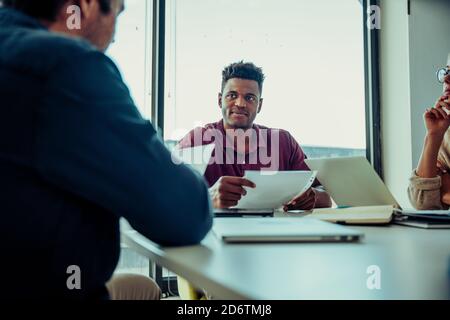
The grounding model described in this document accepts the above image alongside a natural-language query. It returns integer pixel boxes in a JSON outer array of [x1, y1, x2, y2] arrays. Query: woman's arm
[[416, 95, 450, 178]]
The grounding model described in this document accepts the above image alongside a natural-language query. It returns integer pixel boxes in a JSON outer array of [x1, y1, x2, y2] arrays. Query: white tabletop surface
[[122, 220, 450, 300]]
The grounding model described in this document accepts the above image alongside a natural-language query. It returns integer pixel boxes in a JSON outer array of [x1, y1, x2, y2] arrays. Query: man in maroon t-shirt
[[178, 61, 331, 210]]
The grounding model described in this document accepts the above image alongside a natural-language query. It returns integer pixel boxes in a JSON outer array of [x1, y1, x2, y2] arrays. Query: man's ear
[[257, 98, 263, 114], [76, 0, 99, 19], [218, 92, 223, 109]]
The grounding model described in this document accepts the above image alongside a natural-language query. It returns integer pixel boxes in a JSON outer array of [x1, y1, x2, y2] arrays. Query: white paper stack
[[234, 170, 317, 210]]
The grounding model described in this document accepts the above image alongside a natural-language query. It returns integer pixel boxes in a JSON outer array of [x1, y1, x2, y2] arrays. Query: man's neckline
[[217, 119, 268, 154]]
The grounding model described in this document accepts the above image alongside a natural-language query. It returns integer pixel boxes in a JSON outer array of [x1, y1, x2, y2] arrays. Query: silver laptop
[[213, 217, 363, 243], [305, 157, 400, 208]]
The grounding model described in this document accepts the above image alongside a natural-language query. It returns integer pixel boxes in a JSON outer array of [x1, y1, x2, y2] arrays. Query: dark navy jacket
[[0, 8, 212, 299]]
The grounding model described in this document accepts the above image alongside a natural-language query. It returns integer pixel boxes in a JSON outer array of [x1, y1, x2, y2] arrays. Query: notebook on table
[[393, 209, 450, 229], [307, 205, 394, 225]]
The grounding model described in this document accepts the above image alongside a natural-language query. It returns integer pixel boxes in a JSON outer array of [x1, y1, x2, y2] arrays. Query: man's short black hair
[[221, 61, 265, 94], [0, 0, 112, 21]]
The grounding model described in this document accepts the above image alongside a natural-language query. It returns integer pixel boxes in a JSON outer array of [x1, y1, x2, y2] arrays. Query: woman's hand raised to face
[[424, 94, 450, 137]]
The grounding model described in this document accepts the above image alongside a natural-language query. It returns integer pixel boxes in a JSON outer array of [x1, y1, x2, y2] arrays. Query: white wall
[[380, 0, 412, 208], [380, 0, 450, 208], [409, 0, 450, 166]]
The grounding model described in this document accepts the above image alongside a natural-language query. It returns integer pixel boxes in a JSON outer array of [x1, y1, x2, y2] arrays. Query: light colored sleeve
[[408, 130, 450, 210], [408, 171, 443, 209]]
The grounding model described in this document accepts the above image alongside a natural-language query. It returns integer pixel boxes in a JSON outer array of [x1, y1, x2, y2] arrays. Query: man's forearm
[[313, 187, 332, 208]]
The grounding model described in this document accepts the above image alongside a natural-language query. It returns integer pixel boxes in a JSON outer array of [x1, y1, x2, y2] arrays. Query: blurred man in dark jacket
[[0, 0, 212, 300]]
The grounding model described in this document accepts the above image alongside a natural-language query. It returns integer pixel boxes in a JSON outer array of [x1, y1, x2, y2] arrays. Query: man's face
[[219, 78, 263, 130], [83, 0, 125, 52]]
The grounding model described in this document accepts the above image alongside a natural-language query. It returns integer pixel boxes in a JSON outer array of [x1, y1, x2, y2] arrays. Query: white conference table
[[121, 218, 450, 300]]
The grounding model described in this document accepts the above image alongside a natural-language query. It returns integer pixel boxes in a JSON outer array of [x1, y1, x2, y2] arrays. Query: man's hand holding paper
[[209, 176, 256, 209], [230, 171, 317, 210], [283, 188, 317, 211]]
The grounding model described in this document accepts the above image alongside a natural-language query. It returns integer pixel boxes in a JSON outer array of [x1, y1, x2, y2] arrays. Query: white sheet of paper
[[171, 144, 215, 175], [234, 170, 317, 210]]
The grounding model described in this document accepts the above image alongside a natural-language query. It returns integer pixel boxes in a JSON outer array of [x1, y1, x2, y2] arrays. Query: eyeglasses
[[437, 67, 450, 84]]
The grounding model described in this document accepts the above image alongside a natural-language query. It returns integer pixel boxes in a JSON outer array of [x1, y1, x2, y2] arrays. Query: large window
[[104, 0, 376, 297], [108, 0, 152, 119], [106, 0, 152, 277], [163, 0, 366, 157]]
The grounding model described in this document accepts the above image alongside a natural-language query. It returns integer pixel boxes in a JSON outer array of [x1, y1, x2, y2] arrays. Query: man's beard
[[228, 121, 252, 130]]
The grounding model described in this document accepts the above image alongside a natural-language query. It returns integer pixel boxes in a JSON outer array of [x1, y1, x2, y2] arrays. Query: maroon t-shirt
[[177, 120, 310, 187]]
